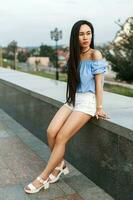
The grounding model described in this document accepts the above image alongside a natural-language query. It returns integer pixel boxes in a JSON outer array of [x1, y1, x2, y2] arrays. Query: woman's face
[[79, 24, 92, 48]]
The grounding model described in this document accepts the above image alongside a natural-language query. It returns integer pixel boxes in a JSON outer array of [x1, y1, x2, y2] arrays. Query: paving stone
[[64, 174, 96, 191], [0, 155, 19, 187], [17, 133, 51, 162], [0, 123, 7, 130], [0, 110, 51, 162], [56, 179, 75, 195], [0, 130, 10, 138], [64, 175, 114, 200], [3, 125, 18, 137], [63, 174, 113, 200], [79, 187, 114, 200], [53, 193, 85, 200], [0, 138, 47, 182], [0, 184, 31, 200]]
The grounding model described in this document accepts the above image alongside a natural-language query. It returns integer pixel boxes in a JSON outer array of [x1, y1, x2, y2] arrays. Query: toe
[[24, 185, 30, 191]]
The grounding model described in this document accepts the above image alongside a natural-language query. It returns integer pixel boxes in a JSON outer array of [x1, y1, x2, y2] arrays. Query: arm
[[93, 50, 107, 119], [94, 50, 103, 108], [95, 73, 103, 109]]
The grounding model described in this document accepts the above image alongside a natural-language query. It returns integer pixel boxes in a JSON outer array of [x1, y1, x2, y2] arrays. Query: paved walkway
[[0, 108, 114, 200]]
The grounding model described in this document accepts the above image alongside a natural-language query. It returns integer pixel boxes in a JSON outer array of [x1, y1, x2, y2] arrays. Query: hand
[[95, 108, 110, 120]]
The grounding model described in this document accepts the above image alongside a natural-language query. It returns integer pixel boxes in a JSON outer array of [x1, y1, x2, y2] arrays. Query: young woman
[[24, 20, 108, 194]]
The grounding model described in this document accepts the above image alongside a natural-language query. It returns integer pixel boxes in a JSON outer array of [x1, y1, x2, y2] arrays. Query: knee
[[55, 133, 67, 145], [46, 127, 56, 140]]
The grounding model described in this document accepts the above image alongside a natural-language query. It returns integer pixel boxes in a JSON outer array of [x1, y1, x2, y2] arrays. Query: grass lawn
[[23, 70, 67, 82], [104, 83, 133, 97]]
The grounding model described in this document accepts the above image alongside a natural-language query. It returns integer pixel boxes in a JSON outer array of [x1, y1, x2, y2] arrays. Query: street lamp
[[50, 28, 62, 80]]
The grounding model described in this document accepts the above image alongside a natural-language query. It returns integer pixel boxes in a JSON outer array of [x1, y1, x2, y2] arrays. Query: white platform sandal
[[24, 176, 49, 194], [49, 160, 69, 183]]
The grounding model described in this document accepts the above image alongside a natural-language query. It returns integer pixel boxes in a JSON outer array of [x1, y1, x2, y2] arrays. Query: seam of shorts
[[73, 108, 95, 116]]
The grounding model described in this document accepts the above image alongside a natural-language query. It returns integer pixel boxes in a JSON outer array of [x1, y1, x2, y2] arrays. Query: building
[[27, 57, 50, 71]]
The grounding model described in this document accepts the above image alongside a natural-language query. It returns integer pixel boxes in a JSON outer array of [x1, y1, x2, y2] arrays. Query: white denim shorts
[[64, 92, 96, 116]]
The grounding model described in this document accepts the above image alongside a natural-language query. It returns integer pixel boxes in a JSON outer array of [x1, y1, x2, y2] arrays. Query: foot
[[49, 161, 66, 181], [24, 175, 49, 193], [49, 160, 69, 183]]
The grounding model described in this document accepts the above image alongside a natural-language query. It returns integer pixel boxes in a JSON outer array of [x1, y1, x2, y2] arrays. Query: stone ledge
[[0, 67, 133, 134]]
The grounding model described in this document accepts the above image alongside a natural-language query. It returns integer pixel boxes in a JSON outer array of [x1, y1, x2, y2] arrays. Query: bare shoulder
[[92, 49, 103, 60]]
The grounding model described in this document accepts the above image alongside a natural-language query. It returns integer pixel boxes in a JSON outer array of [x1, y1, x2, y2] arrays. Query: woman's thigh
[[56, 110, 92, 143], [47, 104, 73, 137]]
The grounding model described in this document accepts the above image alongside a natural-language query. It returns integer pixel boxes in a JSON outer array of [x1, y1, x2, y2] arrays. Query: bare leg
[[47, 104, 72, 151], [47, 104, 73, 174], [47, 137, 66, 179], [25, 111, 92, 190]]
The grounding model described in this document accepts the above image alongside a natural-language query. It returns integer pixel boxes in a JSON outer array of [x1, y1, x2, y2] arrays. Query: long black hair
[[65, 20, 95, 107]]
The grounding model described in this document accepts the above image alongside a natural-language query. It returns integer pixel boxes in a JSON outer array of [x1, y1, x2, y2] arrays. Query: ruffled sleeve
[[91, 59, 107, 75]]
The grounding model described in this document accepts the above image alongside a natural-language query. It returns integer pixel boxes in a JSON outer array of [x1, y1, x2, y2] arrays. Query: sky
[[0, 0, 133, 47]]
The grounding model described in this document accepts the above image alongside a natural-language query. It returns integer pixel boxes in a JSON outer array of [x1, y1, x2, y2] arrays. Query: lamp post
[[50, 28, 62, 80]]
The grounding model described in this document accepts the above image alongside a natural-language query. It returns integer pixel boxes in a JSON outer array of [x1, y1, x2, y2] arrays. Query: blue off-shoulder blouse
[[76, 59, 107, 93]]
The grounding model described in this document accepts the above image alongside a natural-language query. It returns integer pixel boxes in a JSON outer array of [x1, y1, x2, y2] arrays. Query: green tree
[[17, 51, 30, 62], [6, 40, 18, 69], [30, 48, 38, 56], [102, 17, 133, 83], [39, 44, 56, 66]]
